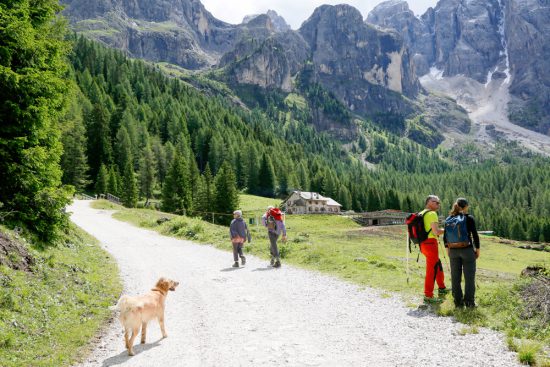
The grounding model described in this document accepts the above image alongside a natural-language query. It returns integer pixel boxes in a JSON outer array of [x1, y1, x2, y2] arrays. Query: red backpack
[[268, 208, 283, 221], [405, 211, 432, 249], [266, 208, 283, 230]]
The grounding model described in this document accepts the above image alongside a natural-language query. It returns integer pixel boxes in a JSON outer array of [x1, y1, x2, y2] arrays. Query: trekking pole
[[438, 239, 451, 275], [406, 233, 410, 284]]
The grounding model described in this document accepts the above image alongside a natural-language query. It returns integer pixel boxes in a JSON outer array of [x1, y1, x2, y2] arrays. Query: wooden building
[[283, 191, 342, 214]]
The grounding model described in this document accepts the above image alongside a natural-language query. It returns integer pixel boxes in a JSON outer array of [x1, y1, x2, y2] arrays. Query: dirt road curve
[[69, 200, 519, 367]]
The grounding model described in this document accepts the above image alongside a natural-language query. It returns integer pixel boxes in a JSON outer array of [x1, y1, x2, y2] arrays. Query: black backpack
[[405, 211, 432, 251]]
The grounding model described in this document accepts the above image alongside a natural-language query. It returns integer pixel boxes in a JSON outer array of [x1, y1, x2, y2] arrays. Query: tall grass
[[0, 225, 121, 367]]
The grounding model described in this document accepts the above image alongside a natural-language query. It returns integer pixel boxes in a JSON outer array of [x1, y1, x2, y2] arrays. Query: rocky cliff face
[[367, 0, 434, 76], [62, 0, 249, 68], [299, 5, 420, 119], [368, 0, 504, 83], [243, 10, 291, 33], [505, 0, 550, 135], [220, 30, 309, 92], [368, 0, 550, 136]]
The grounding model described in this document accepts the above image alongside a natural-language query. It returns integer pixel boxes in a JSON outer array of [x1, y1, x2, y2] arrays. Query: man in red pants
[[420, 195, 450, 304]]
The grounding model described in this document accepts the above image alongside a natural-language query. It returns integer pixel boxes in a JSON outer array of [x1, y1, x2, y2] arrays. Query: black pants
[[449, 247, 477, 307], [232, 242, 244, 262]]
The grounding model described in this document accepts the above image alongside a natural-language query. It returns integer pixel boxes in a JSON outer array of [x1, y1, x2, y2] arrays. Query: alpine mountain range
[[61, 0, 550, 155]]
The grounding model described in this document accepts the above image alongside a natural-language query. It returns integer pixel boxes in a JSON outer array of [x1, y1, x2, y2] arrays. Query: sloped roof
[[290, 191, 342, 207]]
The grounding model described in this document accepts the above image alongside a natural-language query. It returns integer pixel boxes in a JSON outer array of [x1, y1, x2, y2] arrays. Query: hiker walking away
[[262, 206, 287, 268], [420, 195, 449, 304], [444, 198, 480, 308], [229, 210, 249, 268]]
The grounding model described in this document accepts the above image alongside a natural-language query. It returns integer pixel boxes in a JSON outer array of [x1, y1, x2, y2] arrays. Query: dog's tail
[[109, 295, 130, 312], [112, 295, 145, 319]]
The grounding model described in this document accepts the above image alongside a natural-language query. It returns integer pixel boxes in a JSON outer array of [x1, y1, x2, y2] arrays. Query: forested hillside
[[60, 36, 550, 242], [2, 21, 549, 243]]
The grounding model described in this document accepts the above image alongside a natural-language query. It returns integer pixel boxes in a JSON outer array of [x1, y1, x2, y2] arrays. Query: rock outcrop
[[62, 0, 246, 68], [299, 5, 420, 120], [243, 10, 291, 32], [368, 0, 550, 136]]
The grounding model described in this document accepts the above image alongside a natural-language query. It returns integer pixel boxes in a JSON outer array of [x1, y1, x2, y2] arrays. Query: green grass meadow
[[91, 196, 550, 363], [0, 225, 121, 367]]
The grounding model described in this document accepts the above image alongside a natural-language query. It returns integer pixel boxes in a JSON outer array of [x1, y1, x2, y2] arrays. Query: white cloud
[[200, 0, 438, 29]]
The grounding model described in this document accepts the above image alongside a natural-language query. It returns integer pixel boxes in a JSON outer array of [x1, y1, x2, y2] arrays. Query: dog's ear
[[156, 277, 170, 292]]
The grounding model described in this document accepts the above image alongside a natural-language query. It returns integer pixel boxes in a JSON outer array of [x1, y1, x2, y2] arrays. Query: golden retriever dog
[[115, 277, 179, 355]]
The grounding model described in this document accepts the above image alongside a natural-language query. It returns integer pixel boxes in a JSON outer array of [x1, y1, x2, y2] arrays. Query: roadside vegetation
[[0, 225, 121, 367], [92, 195, 550, 365]]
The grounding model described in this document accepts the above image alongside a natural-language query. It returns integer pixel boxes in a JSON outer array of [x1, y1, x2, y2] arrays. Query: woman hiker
[[229, 210, 249, 268], [444, 198, 480, 308], [262, 206, 287, 268]]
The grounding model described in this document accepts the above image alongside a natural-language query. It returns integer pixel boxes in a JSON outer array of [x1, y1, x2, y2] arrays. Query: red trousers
[[420, 238, 446, 297]]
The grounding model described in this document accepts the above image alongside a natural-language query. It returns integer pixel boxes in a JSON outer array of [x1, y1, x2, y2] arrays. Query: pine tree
[[60, 94, 89, 191], [121, 160, 138, 208], [337, 186, 352, 210], [139, 144, 156, 206], [214, 161, 239, 225], [87, 103, 113, 179], [0, 0, 72, 241], [108, 165, 120, 196], [194, 163, 216, 218], [161, 153, 191, 214], [235, 150, 249, 190], [367, 189, 381, 211], [257, 153, 276, 197], [95, 164, 109, 195], [115, 125, 133, 172]]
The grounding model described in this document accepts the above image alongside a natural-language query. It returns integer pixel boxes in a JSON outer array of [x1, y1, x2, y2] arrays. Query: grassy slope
[[91, 197, 550, 361], [0, 226, 121, 367]]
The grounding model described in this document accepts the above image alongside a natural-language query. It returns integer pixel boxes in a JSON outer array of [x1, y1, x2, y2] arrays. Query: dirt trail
[[69, 200, 519, 367]]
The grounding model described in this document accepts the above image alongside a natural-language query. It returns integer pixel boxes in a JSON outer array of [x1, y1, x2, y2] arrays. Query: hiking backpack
[[266, 208, 283, 230], [444, 214, 469, 247], [405, 211, 432, 250]]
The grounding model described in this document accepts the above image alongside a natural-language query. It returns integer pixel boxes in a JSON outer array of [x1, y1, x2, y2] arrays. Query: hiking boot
[[270, 257, 275, 266], [241, 256, 246, 266], [465, 301, 477, 308], [273, 259, 281, 268], [438, 287, 451, 295], [232, 262, 239, 268], [424, 296, 443, 304]]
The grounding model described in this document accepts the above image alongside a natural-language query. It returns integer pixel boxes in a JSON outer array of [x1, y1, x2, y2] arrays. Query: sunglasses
[[431, 201, 440, 204]]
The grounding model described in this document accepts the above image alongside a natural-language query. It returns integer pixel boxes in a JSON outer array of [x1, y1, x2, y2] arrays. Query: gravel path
[[69, 200, 519, 367]]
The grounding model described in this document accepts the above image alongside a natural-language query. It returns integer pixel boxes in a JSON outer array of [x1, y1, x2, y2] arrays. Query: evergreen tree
[[385, 189, 400, 210], [161, 152, 191, 214], [257, 153, 276, 197], [108, 165, 120, 196], [0, 0, 72, 241], [139, 144, 156, 206], [115, 125, 133, 172], [87, 103, 113, 180], [235, 150, 249, 190], [337, 186, 352, 210], [510, 221, 525, 241], [194, 163, 216, 217], [121, 160, 138, 208], [213, 161, 239, 225], [95, 164, 109, 195], [367, 189, 381, 211], [60, 94, 89, 191]]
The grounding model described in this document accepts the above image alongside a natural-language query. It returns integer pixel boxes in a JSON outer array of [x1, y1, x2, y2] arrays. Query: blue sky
[[201, 0, 438, 29]]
